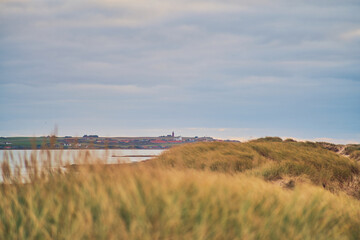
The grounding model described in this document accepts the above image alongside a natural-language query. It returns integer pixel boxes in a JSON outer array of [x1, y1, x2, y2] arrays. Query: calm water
[[0, 149, 165, 167], [0, 149, 165, 182]]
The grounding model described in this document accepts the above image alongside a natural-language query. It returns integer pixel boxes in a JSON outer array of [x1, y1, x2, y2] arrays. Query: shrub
[[250, 137, 283, 142]]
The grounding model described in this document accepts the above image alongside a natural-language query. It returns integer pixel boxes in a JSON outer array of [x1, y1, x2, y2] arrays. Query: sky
[[1, 0, 360, 143]]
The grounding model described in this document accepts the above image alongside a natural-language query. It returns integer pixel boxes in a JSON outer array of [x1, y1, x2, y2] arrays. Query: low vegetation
[[344, 145, 360, 162], [1, 138, 360, 239], [151, 141, 360, 198]]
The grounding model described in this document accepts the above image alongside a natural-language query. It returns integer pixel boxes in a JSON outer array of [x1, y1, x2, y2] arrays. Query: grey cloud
[[1, 0, 359, 140]]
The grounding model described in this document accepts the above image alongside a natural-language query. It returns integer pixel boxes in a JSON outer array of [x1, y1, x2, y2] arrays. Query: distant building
[[83, 135, 99, 138], [172, 131, 174, 137]]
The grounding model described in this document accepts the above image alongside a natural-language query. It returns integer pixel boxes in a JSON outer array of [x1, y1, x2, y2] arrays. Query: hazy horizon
[[2, 129, 358, 145]]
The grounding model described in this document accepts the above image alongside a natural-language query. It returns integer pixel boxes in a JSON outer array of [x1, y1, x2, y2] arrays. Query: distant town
[[0, 132, 240, 150]]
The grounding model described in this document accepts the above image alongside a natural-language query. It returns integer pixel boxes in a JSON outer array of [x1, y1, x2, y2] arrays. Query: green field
[[0, 137, 46, 149]]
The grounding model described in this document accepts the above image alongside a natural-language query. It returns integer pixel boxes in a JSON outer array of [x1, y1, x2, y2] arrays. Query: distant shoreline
[[0, 148, 166, 151], [0, 136, 219, 150]]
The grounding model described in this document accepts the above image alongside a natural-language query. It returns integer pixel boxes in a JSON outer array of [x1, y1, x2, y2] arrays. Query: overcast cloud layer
[[1, 0, 360, 143]]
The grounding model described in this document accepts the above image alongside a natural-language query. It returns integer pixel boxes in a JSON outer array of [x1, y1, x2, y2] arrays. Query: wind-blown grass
[[1, 166, 360, 239], [149, 141, 360, 197], [1, 140, 360, 239]]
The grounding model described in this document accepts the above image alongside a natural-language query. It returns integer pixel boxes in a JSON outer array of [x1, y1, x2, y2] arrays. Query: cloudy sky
[[1, 0, 359, 143]]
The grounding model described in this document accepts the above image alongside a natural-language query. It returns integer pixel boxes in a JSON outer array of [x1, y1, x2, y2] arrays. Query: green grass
[[249, 136, 283, 142], [0, 137, 56, 149]]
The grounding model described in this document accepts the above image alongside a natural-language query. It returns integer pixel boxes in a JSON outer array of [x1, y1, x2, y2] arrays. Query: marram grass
[[1, 141, 360, 239], [151, 142, 360, 198]]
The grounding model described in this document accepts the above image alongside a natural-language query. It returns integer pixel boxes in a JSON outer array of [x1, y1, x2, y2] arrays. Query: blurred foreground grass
[[1, 140, 360, 239]]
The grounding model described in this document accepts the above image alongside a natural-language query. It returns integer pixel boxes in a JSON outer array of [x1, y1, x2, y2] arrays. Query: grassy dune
[[151, 141, 360, 198], [1, 140, 360, 239]]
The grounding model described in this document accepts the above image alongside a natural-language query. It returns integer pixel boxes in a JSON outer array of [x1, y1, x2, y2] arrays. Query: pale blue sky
[[1, 0, 360, 143]]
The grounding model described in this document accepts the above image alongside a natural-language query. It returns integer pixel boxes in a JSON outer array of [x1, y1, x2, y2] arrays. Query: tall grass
[[1, 141, 360, 239], [149, 142, 360, 198], [1, 166, 360, 239]]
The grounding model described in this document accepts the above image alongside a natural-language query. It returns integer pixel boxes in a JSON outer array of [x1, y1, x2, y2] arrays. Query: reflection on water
[[1, 149, 165, 168], [0, 149, 165, 182]]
